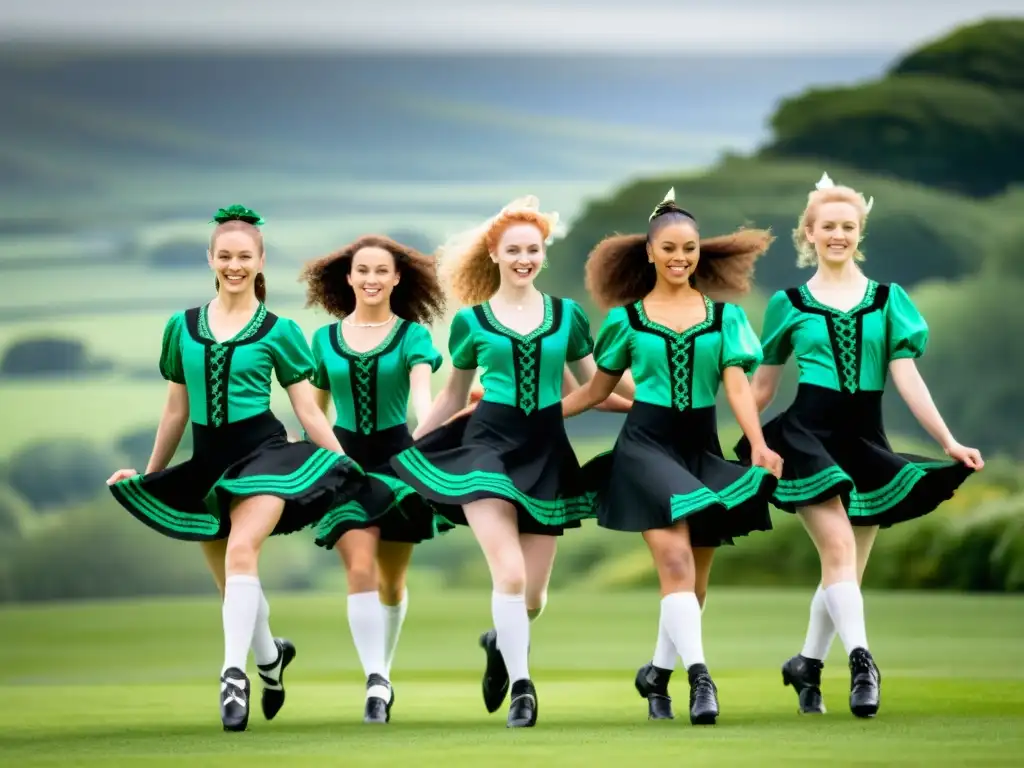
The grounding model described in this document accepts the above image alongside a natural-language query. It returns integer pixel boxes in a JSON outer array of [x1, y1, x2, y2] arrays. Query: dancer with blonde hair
[[736, 174, 983, 719], [389, 196, 629, 728]]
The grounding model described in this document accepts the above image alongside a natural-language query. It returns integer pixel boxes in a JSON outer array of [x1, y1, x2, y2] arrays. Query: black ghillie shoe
[[781, 654, 826, 715], [635, 662, 674, 720]]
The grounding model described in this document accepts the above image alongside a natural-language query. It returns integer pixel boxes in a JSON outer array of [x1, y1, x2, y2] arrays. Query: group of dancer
[[106, 172, 984, 733]]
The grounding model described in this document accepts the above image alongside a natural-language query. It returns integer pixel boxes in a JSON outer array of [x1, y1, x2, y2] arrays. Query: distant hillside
[[0, 49, 887, 233]]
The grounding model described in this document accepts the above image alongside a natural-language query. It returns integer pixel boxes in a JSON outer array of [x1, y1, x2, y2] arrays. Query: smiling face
[[806, 200, 862, 266], [647, 217, 700, 288], [208, 228, 264, 297], [347, 245, 399, 309], [491, 222, 545, 288]]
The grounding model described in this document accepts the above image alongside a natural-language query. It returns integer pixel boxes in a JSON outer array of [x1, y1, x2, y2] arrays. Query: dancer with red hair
[[389, 196, 630, 728]]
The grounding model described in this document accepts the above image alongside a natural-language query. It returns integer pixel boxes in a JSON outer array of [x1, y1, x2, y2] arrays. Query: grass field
[[1, 588, 1022, 766]]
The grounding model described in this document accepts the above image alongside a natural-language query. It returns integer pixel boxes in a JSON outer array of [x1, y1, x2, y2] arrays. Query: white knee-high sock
[[382, 593, 408, 678], [222, 574, 261, 675], [492, 591, 530, 684], [823, 581, 868, 655], [659, 592, 705, 669], [251, 591, 279, 668], [348, 591, 387, 684], [652, 613, 677, 670], [800, 584, 837, 661]]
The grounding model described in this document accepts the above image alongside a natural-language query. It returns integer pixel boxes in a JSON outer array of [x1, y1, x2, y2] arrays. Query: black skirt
[[312, 424, 458, 549], [579, 403, 777, 547], [109, 411, 365, 542], [735, 383, 975, 527], [388, 401, 594, 536]]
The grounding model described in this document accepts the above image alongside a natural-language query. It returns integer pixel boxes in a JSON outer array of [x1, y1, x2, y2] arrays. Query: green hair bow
[[211, 205, 265, 226]]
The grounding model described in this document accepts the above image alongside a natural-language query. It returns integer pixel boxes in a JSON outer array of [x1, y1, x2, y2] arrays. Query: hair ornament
[[814, 172, 873, 214], [211, 205, 265, 226]]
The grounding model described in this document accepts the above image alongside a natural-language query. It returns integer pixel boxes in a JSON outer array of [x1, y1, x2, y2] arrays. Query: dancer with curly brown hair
[[562, 188, 782, 725], [106, 205, 365, 732], [736, 173, 983, 720], [300, 234, 457, 724], [387, 196, 630, 728]]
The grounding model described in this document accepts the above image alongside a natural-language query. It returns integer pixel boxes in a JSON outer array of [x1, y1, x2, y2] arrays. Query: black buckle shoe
[[220, 667, 251, 732], [781, 654, 826, 714], [259, 638, 296, 721], [506, 678, 537, 728], [363, 673, 395, 724], [848, 647, 880, 718], [687, 663, 719, 725], [634, 662, 674, 720]]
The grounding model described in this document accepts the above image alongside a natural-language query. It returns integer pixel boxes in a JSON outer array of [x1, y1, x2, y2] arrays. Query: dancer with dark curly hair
[[106, 205, 365, 732], [299, 234, 456, 724], [563, 188, 782, 725]]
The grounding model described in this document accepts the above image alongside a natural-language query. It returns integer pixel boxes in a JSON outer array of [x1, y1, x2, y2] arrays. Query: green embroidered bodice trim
[[635, 296, 716, 411], [336, 319, 406, 435], [481, 295, 554, 415], [798, 281, 877, 393], [196, 303, 268, 427]]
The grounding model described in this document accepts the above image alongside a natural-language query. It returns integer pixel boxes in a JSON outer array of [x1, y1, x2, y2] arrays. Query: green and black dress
[[580, 298, 778, 546], [735, 281, 974, 527], [110, 303, 364, 541], [309, 317, 457, 548], [389, 294, 597, 536]]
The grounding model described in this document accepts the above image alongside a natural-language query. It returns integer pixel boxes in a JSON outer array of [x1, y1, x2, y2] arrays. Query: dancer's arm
[[288, 380, 347, 455], [723, 368, 783, 477], [106, 382, 190, 484], [889, 359, 983, 469], [413, 367, 477, 439]]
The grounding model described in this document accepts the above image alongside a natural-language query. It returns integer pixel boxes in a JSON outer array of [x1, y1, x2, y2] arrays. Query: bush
[[1, 494, 324, 603], [148, 238, 208, 269], [0, 337, 112, 377], [585, 490, 1024, 594], [890, 19, 1024, 92], [5, 438, 120, 512], [764, 75, 1024, 198]]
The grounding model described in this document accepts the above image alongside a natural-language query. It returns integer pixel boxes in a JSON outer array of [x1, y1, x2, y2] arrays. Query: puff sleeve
[[403, 322, 444, 372], [448, 309, 478, 370], [158, 312, 186, 384], [886, 283, 929, 361], [271, 318, 316, 388], [593, 306, 632, 374], [760, 290, 797, 366], [565, 298, 596, 362], [720, 303, 764, 374]]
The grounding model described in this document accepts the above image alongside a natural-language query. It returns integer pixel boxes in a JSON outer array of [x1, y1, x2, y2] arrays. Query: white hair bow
[[815, 172, 874, 213]]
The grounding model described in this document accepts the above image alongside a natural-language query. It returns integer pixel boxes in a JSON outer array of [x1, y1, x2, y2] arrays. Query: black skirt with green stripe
[[735, 384, 975, 527], [388, 401, 594, 536], [312, 424, 457, 549], [110, 411, 366, 541], [579, 402, 777, 547]]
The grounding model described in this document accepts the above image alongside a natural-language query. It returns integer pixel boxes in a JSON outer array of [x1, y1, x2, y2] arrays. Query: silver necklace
[[344, 314, 395, 328]]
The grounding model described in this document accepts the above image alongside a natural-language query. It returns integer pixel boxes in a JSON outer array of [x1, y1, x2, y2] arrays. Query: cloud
[[2, 0, 1021, 53]]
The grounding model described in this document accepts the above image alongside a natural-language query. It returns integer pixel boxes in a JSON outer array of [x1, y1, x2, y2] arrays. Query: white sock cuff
[[662, 591, 699, 609], [492, 591, 526, 605], [349, 590, 382, 606], [226, 574, 260, 587], [382, 593, 408, 613]]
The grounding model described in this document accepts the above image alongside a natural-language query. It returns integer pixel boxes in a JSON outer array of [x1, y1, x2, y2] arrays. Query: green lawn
[[1, 588, 1021, 766]]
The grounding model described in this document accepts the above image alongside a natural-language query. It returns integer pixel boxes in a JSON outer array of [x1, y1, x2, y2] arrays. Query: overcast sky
[[1, 0, 1022, 53]]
